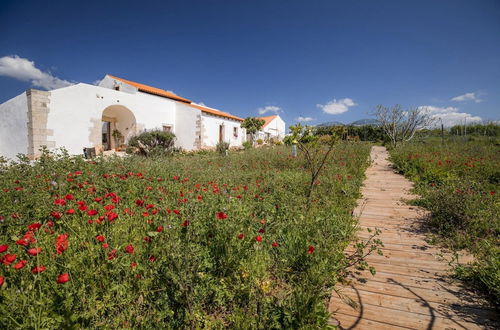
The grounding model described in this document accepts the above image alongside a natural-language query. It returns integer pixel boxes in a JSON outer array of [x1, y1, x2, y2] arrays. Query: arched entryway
[[101, 105, 136, 151]]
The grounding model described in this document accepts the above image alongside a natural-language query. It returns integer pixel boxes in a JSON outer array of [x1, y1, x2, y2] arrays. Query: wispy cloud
[[257, 105, 282, 115], [0, 55, 73, 90], [317, 98, 356, 115], [418, 105, 482, 127], [451, 92, 481, 103], [296, 116, 314, 122]]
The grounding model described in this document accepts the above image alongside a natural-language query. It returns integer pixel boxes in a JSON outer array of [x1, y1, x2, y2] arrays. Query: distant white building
[[0, 74, 247, 159], [256, 115, 286, 141]]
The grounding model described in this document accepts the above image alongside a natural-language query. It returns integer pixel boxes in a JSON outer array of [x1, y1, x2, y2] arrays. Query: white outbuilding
[[256, 115, 286, 141], [0, 74, 246, 159]]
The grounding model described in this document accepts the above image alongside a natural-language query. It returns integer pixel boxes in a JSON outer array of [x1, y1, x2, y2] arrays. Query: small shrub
[[256, 138, 264, 145], [242, 141, 252, 149], [216, 141, 230, 154], [128, 130, 176, 156]]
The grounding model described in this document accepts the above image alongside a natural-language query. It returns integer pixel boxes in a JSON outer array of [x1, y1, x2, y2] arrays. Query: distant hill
[[316, 121, 344, 127], [350, 118, 379, 126]]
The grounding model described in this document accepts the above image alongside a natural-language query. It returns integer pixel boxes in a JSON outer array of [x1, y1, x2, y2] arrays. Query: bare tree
[[374, 104, 433, 147]]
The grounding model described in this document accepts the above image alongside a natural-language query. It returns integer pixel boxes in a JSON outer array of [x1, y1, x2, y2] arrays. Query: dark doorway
[[219, 125, 224, 143], [102, 121, 111, 150]]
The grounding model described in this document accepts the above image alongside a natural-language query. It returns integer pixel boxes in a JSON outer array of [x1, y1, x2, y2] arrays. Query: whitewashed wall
[[47, 83, 177, 154], [201, 114, 245, 148], [175, 103, 201, 150], [258, 116, 286, 140], [0, 93, 29, 160]]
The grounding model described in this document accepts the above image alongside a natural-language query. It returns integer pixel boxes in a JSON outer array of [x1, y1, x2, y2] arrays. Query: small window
[[163, 125, 173, 133], [233, 127, 238, 138]]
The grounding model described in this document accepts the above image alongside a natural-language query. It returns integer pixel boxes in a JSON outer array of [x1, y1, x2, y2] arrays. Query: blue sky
[[0, 0, 499, 127]]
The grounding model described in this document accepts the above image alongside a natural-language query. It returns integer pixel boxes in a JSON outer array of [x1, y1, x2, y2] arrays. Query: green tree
[[241, 117, 265, 144]]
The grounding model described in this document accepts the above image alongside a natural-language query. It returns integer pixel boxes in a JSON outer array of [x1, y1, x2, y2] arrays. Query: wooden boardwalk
[[329, 146, 499, 330]]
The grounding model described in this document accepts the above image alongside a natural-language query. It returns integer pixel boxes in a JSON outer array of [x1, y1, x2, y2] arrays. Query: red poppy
[[51, 211, 61, 219], [13, 260, 27, 270], [125, 244, 134, 254], [96, 235, 105, 242], [173, 209, 180, 215], [307, 245, 315, 254], [131, 262, 137, 268], [1, 254, 16, 265], [108, 249, 117, 260], [258, 228, 265, 234], [107, 212, 118, 221], [16, 238, 29, 246], [56, 273, 69, 284], [54, 198, 66, 206], [237, 233, 245, 239], [490, 191, 495, 196], [104, 204, 115, 211], [181, 220, 190, 227], [135, 199, 145, 207], [0, 244, 8, 253], [272, 242, 278, 247], [32, 265, 46, 274], [78, 204, 88, 211], [87, 209, 98, 216], [156, 226, 163, 232], [148, 255, 156, 262], [102, 243, 109, 249], [216, 212, 228, 220], [27, 247, 42, 256], [27, 223, 42, 231], [0, 276, 4, 286], [55, 234, 68, 254], [65, 194, 74, 200], [255, 236, 263, 242]]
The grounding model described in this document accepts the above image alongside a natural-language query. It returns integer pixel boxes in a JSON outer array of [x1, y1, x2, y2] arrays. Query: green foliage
[[256, 138, 263, 145], [128, 130, 176, 157], [0, 144, 371, 328], [242, 141, 252, 150], [215, 141, 229, 154], [390, 139, 499, 303], [241, 117, 265, 135]]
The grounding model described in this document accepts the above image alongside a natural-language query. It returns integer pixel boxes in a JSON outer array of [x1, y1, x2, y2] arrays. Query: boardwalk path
[[329, 146, 498, 330]]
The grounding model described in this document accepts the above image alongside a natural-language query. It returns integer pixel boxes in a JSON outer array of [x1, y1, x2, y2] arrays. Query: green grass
[[0, 143, 371, 328], [389, 138, 499, 304]]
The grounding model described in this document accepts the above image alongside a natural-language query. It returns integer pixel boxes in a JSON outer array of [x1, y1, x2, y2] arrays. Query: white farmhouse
[[0, 74, 246, 159], [256, 115, 286, 141]]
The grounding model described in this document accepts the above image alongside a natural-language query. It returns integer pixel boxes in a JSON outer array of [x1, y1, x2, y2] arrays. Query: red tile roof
[[184, 103, 243, 122], [257, 115, 277, 128], [108, 75, 192, 103], [107, 75, 243, 121]]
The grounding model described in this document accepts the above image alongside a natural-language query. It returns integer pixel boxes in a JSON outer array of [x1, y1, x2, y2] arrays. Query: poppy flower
[[32, 265, 46, 274], [131, 262, 137, 268], [104, 204, 115, 211], [87, 209, 98, 216], [55, 234, 69, 254], [173, 209, 180, 215], [96, 235, 105, 242], [125, 244, 134, 254], [1, 254, 16, 265], [156, 226, 163, 232], [135, 199, 145, 207], [64, 194, 74, 200], [0, 244, 8, 253], [13, 260, 27, 270], [16, 238, 29, 246], [27, 247, 42, 256], [108, 249, 117, 260], [258, 228, 265, 233], [272, 242, 278, 247], [54, 199, 66, 206], [237, 233, 244, 239], [0, 276, 4, 286], [27, 223, 42, 231], [56, 273, 70, 284], [307, 245, 315, 254], [148, 255, 156, 262], [216, 212, 228, 220], [255, 236, 262, 242], [181, 220, 190, 227], [102, 243, 109, 249], [51, 211, 61, 219], [66, 208, 75, 214], [107, 212, 118, 221]]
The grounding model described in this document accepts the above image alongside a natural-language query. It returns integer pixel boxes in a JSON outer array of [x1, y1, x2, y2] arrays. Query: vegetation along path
[[329, 146, 499, 330]]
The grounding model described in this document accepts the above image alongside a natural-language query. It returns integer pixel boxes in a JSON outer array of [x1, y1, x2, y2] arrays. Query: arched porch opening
[[101, 105, 136, 151]]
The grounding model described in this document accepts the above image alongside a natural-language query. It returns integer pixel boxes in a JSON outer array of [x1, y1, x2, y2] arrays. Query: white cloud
[[0, 55, 73, 90], [317, 98, 357, 115], [257, 105, 282, 115], [296, 116, 314, 122], [451, 92, 481, 103], [418, 105, 482, 127]]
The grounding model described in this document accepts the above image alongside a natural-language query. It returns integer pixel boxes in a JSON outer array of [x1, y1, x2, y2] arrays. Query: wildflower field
[[0, 143, 370, 328], [390, 138, 500, 303]]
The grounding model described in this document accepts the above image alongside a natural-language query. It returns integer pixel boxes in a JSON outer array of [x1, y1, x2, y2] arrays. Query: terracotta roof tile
[[108, 75, 192, 103], [184, 103, 243, 121], [257, 115, 277, 128]]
